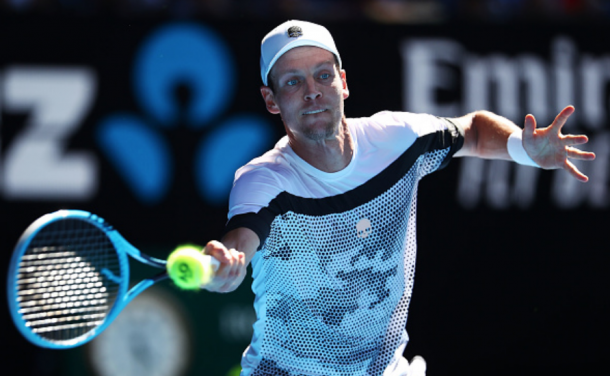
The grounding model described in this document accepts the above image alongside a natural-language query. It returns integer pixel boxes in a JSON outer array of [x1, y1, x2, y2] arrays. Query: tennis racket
[[6, 209, 219, 349]]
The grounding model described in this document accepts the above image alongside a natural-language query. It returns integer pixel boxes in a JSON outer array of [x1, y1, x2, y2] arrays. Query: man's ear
[[260, 86, 280, 114], [340, 70, 349, 100]]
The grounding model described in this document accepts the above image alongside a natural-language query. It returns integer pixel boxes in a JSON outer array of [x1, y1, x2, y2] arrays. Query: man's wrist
[[507, 130, 540, 167]]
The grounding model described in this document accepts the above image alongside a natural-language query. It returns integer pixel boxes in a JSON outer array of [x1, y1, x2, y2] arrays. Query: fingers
[[550, 105, 575, 133], [524, 106, 594, 183], [561, 128, 595, 162], [566, 146, 596, 161], [206, 245, 243, 276], [562, 134, 589, 146], [528, 106, 576, 137], [523, 114, 537, 135], [564, 159, 589, 183], [203, 241, 245, 292]]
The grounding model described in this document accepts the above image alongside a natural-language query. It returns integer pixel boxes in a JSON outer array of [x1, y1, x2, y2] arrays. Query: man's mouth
[[303, 109, 326, 115]]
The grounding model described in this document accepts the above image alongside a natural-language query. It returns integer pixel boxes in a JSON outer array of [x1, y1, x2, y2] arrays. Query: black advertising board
[[1, 16, 608, 375]]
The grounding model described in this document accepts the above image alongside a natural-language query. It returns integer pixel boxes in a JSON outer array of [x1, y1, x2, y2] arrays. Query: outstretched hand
[[523, 105, 596, 182]]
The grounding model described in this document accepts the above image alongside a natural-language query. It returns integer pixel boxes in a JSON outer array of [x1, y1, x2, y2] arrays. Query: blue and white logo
[[97, 23, 272, 205]]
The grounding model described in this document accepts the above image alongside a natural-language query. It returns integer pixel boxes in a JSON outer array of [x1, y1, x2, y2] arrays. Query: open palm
[[523, 106, 596, 182]]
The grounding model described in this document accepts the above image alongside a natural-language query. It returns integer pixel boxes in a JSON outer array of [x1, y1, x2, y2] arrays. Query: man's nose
[[303, 77, 322, 101]]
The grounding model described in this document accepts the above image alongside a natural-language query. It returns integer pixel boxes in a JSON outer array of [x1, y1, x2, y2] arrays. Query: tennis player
[[202, 20, 595, 376]]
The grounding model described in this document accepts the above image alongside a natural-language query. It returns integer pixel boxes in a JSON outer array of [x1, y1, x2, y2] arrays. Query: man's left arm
[[452, 105, 596, 182]]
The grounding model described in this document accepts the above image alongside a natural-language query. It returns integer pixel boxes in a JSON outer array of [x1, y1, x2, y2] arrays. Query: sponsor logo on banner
[[0, 23, 273, 206], [401, 37, 610, 209]]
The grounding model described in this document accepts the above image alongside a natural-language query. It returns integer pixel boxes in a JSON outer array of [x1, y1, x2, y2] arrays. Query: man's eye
[[320, 73, 330, 79], [287, 79, 298, 86]]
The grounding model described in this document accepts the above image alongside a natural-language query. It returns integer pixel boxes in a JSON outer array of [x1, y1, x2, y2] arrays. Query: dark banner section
[[1, 17, 608, 375]]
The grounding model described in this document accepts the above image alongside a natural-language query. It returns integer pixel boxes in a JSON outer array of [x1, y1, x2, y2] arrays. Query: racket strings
[[15, 219, 121, 342]]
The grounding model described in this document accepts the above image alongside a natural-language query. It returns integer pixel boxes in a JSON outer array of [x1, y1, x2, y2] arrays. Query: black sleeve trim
[[437, 117, 465, 170], [223, 210, 275, 250]]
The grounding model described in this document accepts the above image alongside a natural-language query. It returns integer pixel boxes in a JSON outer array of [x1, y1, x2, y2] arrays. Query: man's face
[[261, 46, 349, 143]]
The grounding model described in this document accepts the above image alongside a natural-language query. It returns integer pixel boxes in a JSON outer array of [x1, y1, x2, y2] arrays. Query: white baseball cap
[[260, 20, 342, 86]]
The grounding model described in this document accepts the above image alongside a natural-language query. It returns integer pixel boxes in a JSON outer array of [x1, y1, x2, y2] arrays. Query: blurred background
[[1, 1, 608, 375]]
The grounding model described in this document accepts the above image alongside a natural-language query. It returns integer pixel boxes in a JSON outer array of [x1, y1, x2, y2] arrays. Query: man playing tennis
[[201, 20, 595, 376]]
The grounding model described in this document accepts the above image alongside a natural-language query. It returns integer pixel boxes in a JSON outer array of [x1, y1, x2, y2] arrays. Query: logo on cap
[[287, 26, 303, 38]]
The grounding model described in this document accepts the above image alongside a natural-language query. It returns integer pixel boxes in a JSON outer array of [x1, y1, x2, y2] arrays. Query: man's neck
[[289, 118, 354, 173]]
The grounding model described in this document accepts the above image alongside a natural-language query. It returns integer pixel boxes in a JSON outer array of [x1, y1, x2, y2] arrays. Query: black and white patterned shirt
[[225, 111, 464, 376]]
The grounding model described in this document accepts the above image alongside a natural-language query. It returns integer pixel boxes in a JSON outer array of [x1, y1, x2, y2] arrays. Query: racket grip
[[207, 255, 220, 272], [197, 255, 220, 288]]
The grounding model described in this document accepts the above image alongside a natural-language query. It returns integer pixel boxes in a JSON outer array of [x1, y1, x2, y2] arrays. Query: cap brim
[[263, 40, 342, 86]]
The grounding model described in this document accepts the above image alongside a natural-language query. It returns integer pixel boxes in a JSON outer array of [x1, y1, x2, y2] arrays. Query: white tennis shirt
[[225, 111, 464, 376]]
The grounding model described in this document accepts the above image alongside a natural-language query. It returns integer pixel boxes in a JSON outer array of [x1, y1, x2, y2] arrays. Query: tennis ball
[[166, 245, 214, 290], [226, 365, 242, 376]]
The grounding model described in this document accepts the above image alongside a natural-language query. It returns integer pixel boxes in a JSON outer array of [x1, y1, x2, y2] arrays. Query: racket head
[[7, 210, 130, 349]]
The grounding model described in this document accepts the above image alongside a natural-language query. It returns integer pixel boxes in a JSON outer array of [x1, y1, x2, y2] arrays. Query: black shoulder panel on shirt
[[223, 126, 463, 247]]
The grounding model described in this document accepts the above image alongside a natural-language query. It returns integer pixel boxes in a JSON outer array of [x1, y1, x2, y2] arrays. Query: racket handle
[[207, 254, 220, 272]]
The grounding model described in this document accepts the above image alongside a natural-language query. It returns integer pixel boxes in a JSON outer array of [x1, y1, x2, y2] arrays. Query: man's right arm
[[202, 227, 260, 293], [206, 162, 281, 293]]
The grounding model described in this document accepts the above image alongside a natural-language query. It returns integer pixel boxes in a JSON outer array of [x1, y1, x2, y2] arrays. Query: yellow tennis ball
[[166, 245, 213, 290], [226, 365, 242, 376]]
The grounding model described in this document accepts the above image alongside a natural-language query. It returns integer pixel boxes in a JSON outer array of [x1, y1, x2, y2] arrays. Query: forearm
[[221, 227, 260, 265], [453, 110, 521, 159]]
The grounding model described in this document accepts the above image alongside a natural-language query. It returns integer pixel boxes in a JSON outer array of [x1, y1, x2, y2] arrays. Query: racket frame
[[7, 210, 168, 349]]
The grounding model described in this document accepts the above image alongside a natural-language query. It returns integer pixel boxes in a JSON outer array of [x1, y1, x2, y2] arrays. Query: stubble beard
[[302, 118, 339, 141], [300, 105, 344, 142]]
